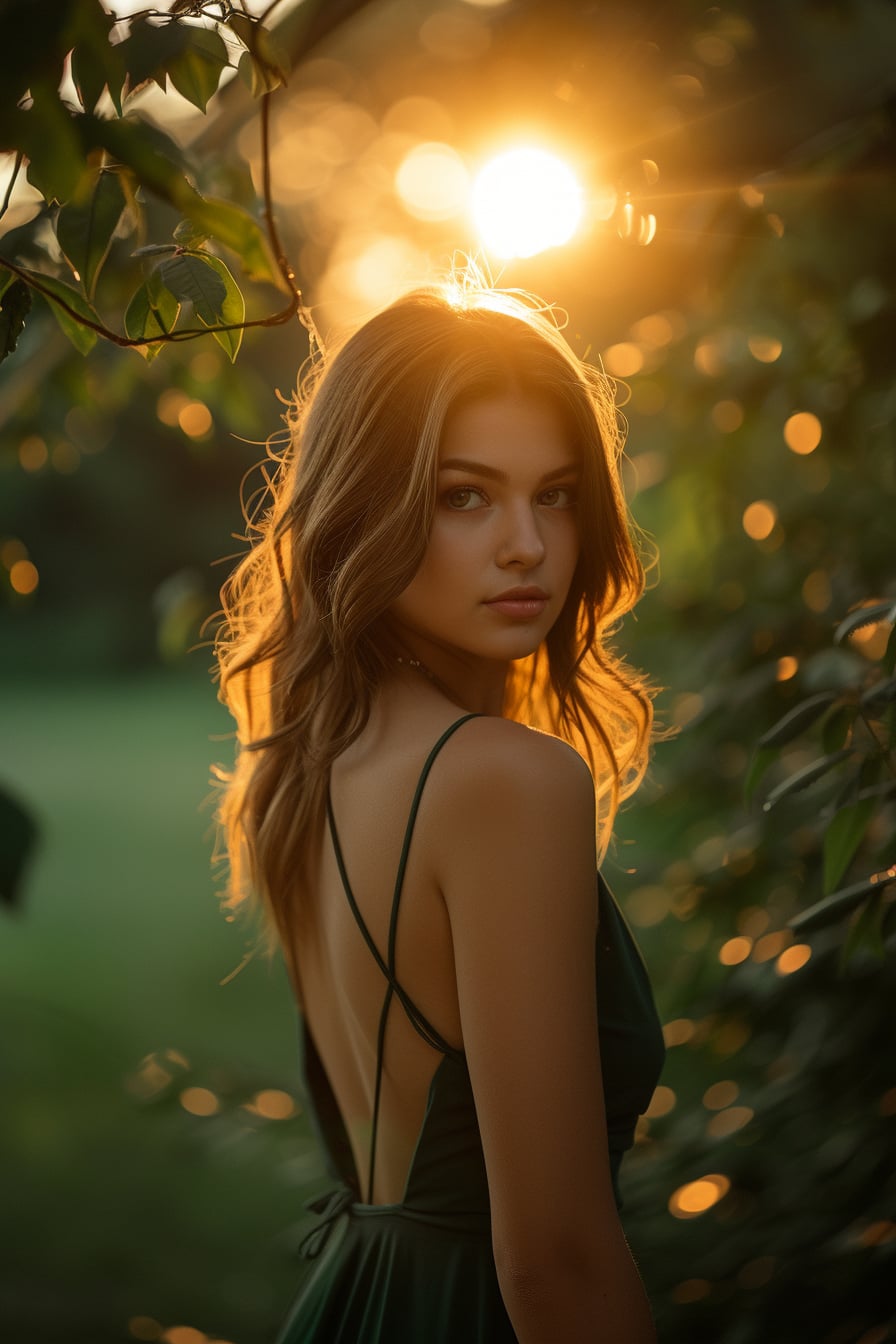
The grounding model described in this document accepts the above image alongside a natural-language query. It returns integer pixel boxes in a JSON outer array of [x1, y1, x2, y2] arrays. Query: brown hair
[[213, 284, 655, 959]]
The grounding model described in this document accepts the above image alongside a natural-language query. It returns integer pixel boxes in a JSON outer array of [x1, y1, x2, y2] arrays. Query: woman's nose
[[496, 504, 546, 568]]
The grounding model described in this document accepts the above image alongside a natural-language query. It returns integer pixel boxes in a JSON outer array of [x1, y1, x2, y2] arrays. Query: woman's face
[[389, 393, 581, 668]]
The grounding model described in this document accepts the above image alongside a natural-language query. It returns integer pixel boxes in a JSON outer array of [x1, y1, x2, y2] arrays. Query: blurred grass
[[0, 670, 323, 1344]]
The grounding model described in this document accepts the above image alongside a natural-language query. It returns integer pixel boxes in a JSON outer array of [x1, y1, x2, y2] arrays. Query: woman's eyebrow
[[439, 457, 580, 483]]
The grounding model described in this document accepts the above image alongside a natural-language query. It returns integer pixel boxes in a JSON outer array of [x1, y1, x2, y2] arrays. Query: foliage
[[749, 602, 896, 956], [0, 0, 305, 363]]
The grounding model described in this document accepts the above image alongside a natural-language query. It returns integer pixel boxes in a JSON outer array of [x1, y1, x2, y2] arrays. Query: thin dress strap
[[326, 712, 480, 1202]]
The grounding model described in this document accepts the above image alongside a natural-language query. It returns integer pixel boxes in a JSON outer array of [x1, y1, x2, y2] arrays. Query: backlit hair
[[213, 284, 655, 959]]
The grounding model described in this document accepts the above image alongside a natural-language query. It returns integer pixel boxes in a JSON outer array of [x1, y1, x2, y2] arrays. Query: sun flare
[[471, 148, 583, 259]]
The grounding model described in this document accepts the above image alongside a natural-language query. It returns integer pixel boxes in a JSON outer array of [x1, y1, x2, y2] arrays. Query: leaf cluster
[[747, 601, 896, 958], [0, 0, 297, 364]]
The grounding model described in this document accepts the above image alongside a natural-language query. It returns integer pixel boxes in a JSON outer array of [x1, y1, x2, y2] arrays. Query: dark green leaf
[[82, 115, 192, 199], [67, 4, 125, 115], [197, 254, 245, 361], [835, 601, 896, 644], [790, 869, 896, 933], [20, 268, 99, 354], [117, 17, 191, 97], [181, 197, 280, 286], [0, 268, 14, 302], [838, 892, 885, 968], [56, 168, 128, 297], [173, 218, 210, 248], [20, 82, 85, 203], [158, 252, 227, 325], [823, 798, 875, 893], [885, 625, 896, 677], [821, 704, 855, 754], [79, 118, 278, 286], [124, 270, 181, 360], [861, 676, 896, 713], [165, 27, 230, 113], [0, 279, 31, 362], [758, 691, 839, 749], [762, 748, 852, 811], [230, 14, 289, 92], [744, 744, 778, 803]]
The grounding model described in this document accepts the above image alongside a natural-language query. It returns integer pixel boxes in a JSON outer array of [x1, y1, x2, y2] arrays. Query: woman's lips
[[484, 595, 549, 618]]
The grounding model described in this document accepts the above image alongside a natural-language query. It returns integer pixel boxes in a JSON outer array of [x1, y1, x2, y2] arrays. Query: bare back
[[291, 693, 475, 1205]]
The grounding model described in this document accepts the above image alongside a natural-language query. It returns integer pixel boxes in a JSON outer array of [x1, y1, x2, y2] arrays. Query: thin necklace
[[394, 653, 437, 683]]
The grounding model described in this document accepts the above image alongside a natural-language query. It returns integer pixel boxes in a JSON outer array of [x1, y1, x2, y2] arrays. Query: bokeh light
[[472, 147, 583, 258], [9, 559, 39, 595], [719, 936, 752, 966], [784, 411, 822, 454], [178, 402, 213, 439], [668, 1172, 731, 1219], [748, 333, 783, 362], [395, 141, 469, 220], [179, 1086, 220, 1116], [18, 434, 48, 471], [603, 342, 644, 377], [776, 944, 812, 975], [742, 500, 777, 540]]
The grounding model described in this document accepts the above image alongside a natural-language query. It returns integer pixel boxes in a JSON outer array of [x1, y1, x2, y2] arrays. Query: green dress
[[273, 715, 665, 1343]]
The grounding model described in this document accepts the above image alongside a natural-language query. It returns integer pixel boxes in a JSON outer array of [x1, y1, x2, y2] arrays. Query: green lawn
[[0, 672, 324, 1344]]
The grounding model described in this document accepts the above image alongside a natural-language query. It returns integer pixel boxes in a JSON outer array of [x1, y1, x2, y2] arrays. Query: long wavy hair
[[213, 284, 655, 960]]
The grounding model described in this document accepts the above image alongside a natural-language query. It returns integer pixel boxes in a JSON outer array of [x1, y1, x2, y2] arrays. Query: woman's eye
[[445, 486, 487, 510], [539, 486, 576, 508]]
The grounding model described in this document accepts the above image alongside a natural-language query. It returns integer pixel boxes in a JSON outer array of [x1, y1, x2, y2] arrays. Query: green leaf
[[56, 168, 128, 297], [861, 676, 896, 714], [173, 218, 210, 248], [762, 748, 852, 811], [230, 14, 289, 93], [821, 704, 855, 754], [195, 254, 245, 362], [82, 115, 192, 198], [838, 893, 885, 969], [165, 27, 230, 113], [81, 119, 278, 287], [20, 268, 99, 354], [155, 252, 244, 359], [124, 270, 181, 360], [118, 17, 191, 97], [757, 691, 839, 749], [823, 798, 876, 893], [791, 869, 896, 933], [744, 744, 778, 803], [0, 268, 14, 302], [158, 252, 227, 325], [835, 601, 896, 644], [19, 82, 86, 203], [67, 4, 125, 115], [884, 625, 896, 677], [0, 279, 31, 363], [181, 197, 280, 286]]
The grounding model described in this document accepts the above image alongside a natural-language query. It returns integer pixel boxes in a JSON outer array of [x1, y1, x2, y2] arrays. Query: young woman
[[214, 284, 666, 1343]]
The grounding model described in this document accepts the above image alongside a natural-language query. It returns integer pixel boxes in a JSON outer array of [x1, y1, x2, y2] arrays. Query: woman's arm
[[433, 720, 657, 1344]]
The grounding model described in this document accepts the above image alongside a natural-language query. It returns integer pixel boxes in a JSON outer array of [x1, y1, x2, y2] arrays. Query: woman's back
[[294, 691, 475, 1206]]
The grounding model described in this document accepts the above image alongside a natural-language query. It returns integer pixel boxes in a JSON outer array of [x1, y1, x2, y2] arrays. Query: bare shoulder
[[429, 715, 596, 845]]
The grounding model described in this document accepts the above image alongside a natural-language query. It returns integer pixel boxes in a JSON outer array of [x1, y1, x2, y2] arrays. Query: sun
[[471, 148, 584, 259]]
